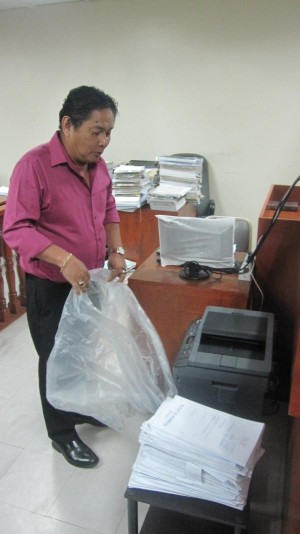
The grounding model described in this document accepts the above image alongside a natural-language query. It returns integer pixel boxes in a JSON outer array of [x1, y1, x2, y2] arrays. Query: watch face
[[117, 247, 125, 255]]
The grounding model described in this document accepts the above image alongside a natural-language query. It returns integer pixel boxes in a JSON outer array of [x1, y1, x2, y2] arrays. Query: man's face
[[62, 108, 115, 166]]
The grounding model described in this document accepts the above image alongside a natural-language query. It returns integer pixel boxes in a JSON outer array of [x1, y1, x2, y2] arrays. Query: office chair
[[207, 215, 252, 253], [171, 153, 215, 217]]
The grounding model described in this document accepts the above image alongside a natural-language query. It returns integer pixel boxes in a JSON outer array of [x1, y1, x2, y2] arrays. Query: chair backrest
[[170, 153, 214, 217], [207, 216, 252, 253]]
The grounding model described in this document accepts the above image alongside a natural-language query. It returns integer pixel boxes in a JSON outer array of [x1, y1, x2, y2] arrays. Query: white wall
[[1, 0, 300, 245]]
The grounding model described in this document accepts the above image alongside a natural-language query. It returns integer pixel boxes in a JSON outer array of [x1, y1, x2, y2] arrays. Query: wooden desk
[[0, 199, 26, 329], [128, 252, 251, 365], [118, 203, 196, 266]]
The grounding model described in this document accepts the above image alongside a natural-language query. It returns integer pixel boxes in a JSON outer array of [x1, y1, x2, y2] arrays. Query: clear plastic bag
[[46, 268, 177, 431]]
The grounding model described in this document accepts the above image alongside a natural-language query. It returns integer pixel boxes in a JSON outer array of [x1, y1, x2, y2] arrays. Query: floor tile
[[37, 515, 101, 534], [0, 398, 44, 447], [48, 466, 129, 534], [0, 502, 44, 534], [0, 449, 73, 515], [0, 442, 23, 477], [0, 363, 34, 400], [116, 502, 149, 534]]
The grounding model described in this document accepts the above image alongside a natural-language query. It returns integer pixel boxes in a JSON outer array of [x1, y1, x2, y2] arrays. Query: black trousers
[[25, 273, 79, 443]]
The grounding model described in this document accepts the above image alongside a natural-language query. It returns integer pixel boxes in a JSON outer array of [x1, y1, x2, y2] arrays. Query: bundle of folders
[[112, 165, 152, 211], [128, 395, 265, 510], [158, 155, 204, 204]]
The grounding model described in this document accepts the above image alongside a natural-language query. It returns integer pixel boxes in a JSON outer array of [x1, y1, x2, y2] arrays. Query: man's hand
[[62, 255, 90, 294], [107, 253, 127, 282]]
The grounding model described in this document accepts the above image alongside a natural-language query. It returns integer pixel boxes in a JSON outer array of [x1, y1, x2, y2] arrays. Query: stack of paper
[[128, 395, 265, 510], [158, 156, 204, 204], [113, 165, 152, 211], [147, 184, 190, 211], [104, 258, 136, 272]]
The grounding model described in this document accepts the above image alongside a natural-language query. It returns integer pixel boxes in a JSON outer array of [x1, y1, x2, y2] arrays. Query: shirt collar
[[49, 131, 99, 175], [49, 131, 70, 167]]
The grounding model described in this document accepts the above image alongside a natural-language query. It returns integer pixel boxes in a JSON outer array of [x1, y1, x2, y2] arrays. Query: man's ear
[[61, 115, 73, 137]]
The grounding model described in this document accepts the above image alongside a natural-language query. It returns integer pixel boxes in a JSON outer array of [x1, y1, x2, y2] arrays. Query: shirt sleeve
[[103, 170, 120, 226], [3, 158, 53, 260]]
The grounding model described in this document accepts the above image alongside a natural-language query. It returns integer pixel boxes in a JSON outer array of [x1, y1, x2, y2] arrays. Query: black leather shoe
[[52, 437, 99, 468], [73, 415, 106, 428]]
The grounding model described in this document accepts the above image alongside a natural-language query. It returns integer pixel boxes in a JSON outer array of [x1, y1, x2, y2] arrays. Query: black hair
[[58, 85, 118, 129]]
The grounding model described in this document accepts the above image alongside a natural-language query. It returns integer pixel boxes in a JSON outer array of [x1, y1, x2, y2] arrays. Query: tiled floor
[[0, 314, 149, 534]]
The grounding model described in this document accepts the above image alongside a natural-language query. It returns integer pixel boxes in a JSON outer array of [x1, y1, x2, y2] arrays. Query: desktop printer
[[173, 306, 274, 420]]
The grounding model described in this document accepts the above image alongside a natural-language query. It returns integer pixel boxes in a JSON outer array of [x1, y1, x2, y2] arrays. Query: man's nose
[[98, 132, 110, 147]]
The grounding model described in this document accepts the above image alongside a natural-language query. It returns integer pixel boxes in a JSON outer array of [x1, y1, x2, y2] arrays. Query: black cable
[[179, 261, 234, 281], [245, 175, 300, 266]]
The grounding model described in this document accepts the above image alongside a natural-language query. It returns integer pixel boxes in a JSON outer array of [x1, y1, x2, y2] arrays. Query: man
[[3, 86, 126, 468]]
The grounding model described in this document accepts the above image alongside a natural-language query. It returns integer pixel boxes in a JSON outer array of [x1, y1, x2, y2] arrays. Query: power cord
[[179, 261, 240, 281]]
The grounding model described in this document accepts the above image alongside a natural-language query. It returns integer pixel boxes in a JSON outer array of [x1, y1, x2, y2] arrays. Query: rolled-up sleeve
[[3, 159, 53, 260], [103, 177, 120, 226]]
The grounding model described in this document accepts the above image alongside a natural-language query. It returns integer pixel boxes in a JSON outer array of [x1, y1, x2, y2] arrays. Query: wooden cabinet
[[118, 203, 196, 266], [128, 252, 250, 365]]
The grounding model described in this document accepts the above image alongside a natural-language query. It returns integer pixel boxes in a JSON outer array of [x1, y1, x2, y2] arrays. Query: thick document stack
[[147, 183, 190, 211], [128, 395, 265, 510], [158, 156, 204, 204], [112, 165, 152, 211]]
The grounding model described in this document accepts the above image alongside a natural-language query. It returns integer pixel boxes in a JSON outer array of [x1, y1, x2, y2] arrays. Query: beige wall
[[1, 0, 300, 245]]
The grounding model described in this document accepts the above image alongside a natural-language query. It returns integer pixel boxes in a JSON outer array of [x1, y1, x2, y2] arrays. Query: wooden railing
[[0, 197, 26, 330]]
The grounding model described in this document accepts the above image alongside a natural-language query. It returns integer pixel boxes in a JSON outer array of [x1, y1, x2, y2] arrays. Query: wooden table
[[128, 252, 251, 365]]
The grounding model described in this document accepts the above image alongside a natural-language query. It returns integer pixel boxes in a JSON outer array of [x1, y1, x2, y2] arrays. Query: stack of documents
[[159, 156, 204, 203], [104, 258, 136, 272], [113, 165, 152, 211], [128, 395, 265, 510], [147, 184, 190, 211]]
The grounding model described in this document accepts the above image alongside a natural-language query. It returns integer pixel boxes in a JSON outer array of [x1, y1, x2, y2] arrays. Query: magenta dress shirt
[[3, 132, 120, 282]]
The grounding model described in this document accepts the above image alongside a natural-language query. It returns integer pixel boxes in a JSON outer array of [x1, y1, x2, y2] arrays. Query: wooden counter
[[252, 184, 300, 534], [128, 252, 251, 365], [254, 184, 300, 400]]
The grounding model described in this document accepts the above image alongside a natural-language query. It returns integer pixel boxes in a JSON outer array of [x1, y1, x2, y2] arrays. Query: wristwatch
[[108, 246, 125, 256]]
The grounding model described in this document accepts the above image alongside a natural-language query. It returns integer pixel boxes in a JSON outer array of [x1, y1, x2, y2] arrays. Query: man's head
[[59, 86, 118, 166]]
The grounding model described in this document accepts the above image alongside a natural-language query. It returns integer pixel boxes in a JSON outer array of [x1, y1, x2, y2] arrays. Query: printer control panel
[[176, 319, 202, 364]]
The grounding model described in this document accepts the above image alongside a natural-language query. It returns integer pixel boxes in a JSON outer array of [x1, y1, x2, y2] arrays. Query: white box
[[157, 215, 235, 268]]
